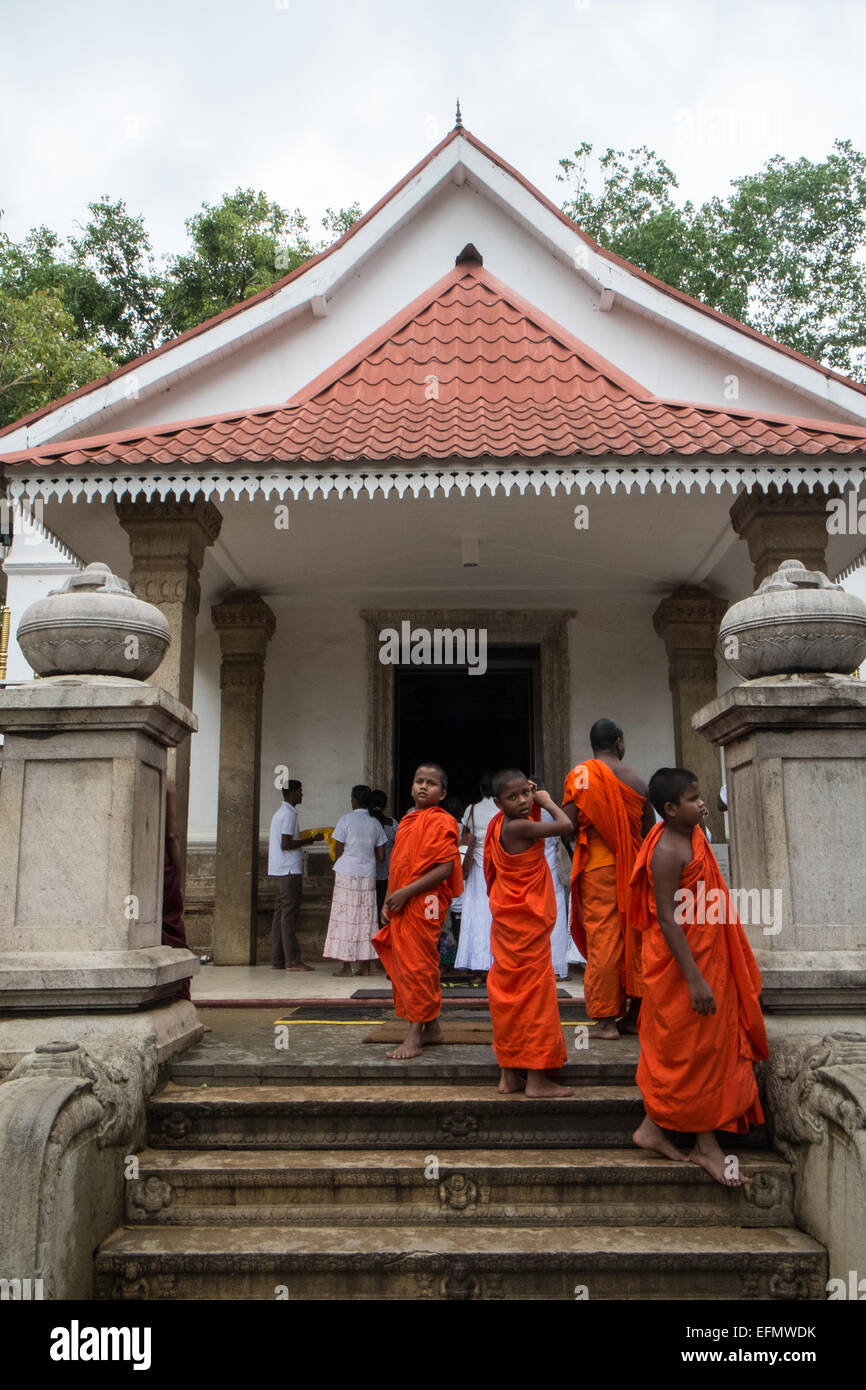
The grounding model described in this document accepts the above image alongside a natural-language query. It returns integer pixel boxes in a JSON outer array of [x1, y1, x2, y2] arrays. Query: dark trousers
[[271, 874, 303, 967]]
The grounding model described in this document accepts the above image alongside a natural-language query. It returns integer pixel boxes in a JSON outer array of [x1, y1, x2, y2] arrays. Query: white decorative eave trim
[[6, 460, 866, 507]]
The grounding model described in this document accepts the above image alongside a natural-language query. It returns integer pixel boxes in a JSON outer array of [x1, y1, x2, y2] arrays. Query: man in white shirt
[[269, 780, 316, 971]]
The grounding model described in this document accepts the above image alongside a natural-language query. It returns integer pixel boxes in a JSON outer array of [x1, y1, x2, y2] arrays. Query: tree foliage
[[0, 285, 113, 428], [160, 191, 363, 335], [558, 139, 866, 379]]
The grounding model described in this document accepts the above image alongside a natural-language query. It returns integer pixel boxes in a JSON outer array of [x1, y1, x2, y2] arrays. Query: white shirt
[[333, 809, 387, 878], [461, 797, 498, 871], [268, 802, 301, 875]]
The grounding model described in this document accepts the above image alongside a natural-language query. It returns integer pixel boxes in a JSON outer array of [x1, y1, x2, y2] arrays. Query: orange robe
[[484, 807, 567, 1071], [562, 759, 646, 1017], [372, 806, 462, 1024], [629, 824, 768, 1133]]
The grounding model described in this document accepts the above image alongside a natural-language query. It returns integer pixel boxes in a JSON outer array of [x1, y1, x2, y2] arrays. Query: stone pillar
[[653, 586, 727, 842], [729, 483, 838, 586], [116, 496, 222, 878], [212, 591, 276, 964], [695, 679, 866, 1025], [0, 678, 201, 1069]]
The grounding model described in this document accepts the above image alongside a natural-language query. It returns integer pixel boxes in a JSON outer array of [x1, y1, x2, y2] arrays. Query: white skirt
[[454, 863, 492, 971], [549, 863, 584, 975], [323, 874, 379, 962]]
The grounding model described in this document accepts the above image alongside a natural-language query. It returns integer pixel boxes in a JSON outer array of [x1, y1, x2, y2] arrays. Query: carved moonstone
[[718, 559, 866, 679], [16, 562, 170, 679]]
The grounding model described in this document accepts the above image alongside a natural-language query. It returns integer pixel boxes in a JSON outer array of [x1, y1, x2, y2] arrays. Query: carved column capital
[[212, 590, 276, 662], [653, 586, 728, 660], [729, 483, 841, 586]]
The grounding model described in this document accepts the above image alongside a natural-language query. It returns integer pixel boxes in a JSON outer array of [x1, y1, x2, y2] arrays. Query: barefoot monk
[[373, 764, 463, 1060], [561, 719, 654, 1039], [485, 771, 573, 1099], [629, 768, 769, 1187]]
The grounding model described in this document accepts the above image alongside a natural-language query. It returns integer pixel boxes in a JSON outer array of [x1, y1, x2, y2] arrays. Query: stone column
[[212, 591, 276, 965], [729, 483, 839, 586], [653, 586, 727, 842], [116, 496, 222, 878]]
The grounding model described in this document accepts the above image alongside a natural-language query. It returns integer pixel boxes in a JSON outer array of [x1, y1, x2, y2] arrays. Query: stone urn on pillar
[[0, 562, 202, 1072], [693, 559, 866, 1029]]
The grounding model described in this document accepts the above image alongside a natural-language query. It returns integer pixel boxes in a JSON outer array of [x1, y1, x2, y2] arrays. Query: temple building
[[2, 122, 866, 967]]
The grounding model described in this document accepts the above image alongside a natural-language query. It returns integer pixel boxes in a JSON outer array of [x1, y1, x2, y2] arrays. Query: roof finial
[[455, 98, 463, 130]]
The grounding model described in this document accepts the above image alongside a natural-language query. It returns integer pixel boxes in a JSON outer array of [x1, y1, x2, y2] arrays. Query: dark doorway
[[393, 645, 541, 815]]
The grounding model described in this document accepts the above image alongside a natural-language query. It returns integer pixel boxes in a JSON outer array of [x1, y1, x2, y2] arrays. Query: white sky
[[1, 0, 865, 262]]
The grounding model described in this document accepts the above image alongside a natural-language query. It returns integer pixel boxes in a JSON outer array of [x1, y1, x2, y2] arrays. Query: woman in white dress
[[323, 784, 387, 977], [454, 772, 497, 973], [542, 805, 585, 978]]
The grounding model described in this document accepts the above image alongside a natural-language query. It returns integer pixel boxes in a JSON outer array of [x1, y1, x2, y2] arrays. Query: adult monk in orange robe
[[629, 767, 769, 1186], [484, 771, 574, 1098], [373, 763, 462, 1060], [561, 719, 654, 1038]]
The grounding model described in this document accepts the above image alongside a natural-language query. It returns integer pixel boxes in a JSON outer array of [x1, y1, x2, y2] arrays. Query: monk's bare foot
[[619, 999, 641, 1035], [688, 1134, 750, 1187], [421, 1019, 444, 1046], [525, 1069, 574, 1098], [286, 962, 315, 972], [332, 964, 354, 977], [592, 1018, 620, 1039], [498, 1068, 525, 1093], [386, 1023, 424, 1059], [632, 1115, 689, 1163]]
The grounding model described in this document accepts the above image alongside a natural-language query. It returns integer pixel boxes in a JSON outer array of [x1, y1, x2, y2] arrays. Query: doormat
[[275, 1005, 390, 1024]]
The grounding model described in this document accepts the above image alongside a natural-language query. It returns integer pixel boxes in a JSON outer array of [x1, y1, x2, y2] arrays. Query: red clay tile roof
[[4, 263, 866, 469], [3, 124, 866, 446]]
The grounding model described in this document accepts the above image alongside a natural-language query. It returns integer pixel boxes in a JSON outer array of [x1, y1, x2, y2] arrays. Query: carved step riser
[[147, 1117, 642, 1150], [94, 1257, 827, 1302], [126, 1178, 793, 1228]]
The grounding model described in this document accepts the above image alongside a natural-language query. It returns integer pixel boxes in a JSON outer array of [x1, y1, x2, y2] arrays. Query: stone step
[[94, 1222, 827, 1300], [168, 1047, 637, 1089], [126, 1146, 794, 1228], [148, 1083, 645, 1149]]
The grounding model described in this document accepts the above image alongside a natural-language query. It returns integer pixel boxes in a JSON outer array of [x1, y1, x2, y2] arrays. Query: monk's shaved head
[[648, 767, 697, 817], [590, 718, 623, 752], [414, 762, 447, 790], [492, 767, 528, 798]]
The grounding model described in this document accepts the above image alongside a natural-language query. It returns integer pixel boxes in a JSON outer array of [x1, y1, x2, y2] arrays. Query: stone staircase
[[94, 1044, 827, 1301]]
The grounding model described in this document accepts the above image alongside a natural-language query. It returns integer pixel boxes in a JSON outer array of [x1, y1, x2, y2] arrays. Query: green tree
[[0, 286, 113, 430], [0, 199, 161, 362], [161, 190, 363, 336], [557, 139, 866, 379]]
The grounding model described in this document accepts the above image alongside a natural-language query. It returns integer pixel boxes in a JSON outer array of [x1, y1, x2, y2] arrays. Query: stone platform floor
[[173, 1006, 635, 1085], [192, 961, 584, 1007]]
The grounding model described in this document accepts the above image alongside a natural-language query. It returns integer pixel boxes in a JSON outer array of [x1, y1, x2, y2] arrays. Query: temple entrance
[[392, 645, 541, 814]]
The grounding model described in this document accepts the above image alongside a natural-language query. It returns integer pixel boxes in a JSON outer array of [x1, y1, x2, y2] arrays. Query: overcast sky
[[1, 0, 864, 261]]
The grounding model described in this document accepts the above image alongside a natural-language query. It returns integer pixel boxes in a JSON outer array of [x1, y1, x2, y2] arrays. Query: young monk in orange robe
[[373, 764, 463, 1060], [562, 719, 654, 1038], [485, 770, 574, 1098], [629, 767, 769, 1186]]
